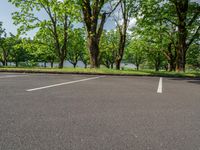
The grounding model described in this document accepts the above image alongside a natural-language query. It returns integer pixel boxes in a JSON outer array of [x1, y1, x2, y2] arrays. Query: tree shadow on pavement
[[169, 78, 200, 85], [187, 80, 200, 85]]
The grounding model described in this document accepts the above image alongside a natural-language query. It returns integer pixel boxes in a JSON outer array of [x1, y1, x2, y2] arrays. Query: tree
[[125, 39, 145, 70], [147, 47, 165, 71], [186, 43, 200, 69], [8, 35, 29, 67], [67, 28, 85, 68], [80, 46, 90, 68], [34, 28, 57, 68], [114, 0, 139, 70], [20, 38, 41, 66], [0, 22, 8, 66], [169, 0, 200, 72], [163, 42, 177, 71], [99, 30, 118, 69], [9, 0, 79, 68], [80, 0, 120, 68], [137, 0, 200, 72]]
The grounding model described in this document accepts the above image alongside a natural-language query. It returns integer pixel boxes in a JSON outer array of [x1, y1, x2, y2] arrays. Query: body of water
[[1, 61, 136, 69]]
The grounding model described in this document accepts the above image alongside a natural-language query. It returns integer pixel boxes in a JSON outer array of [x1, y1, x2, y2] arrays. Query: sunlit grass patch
[[0, 67, 199, 78]]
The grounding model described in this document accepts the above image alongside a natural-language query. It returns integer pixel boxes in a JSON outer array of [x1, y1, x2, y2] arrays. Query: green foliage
[[2, 0, 199, 72], [187, 43, 200, 69], [67, 28, 86, 68], [34, 28, 57, 65], [79, 44, 90, 68], [0, 27, 31, 67], [7, 35, 30, 67], [100, 30, 119, 68], [9, 0, 79, 33], [125, 39, 146, 70], [135, 0, 200, 71], [0, 22, 7, 65], [9, 0, 80, 68]]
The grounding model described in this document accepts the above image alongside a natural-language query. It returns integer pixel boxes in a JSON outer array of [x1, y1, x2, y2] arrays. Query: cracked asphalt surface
[[0, 73, 200, 150]]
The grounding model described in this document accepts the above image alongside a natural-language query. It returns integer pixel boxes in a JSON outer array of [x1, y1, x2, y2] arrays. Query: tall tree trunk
[[2, 59, 8, 66], [2, 61, 5, 66], [115, 0, 128, 70], [81, 0, 119, 68], [84, 64, 87, 69], [4, 61, 7, 66], [88, 36, 99, 68], [111, 63, 114, 69], [15, 61, 18, 67], [173, 0, 188, 72], [165, 65, 168, 71], [105, 60, 110, 69], [155, 64, 160, 71], [73, 63, 76, 68], [155, 56, 161, 72], [175, 1, 200, 72], [116, 58, 121, 70], [0, 61, 3, 66], [51, 61, 54, 68], [59, 57, 65, 69], [3, 55, 7, 66], [165, 43, 176, 72], [169, 61, 176, 72], [44, 62, 47, 68], [176, 24, 187, 72], [136, 64, 139, 71], [2, 48, 8, 67], [116, 33, 126, 70]]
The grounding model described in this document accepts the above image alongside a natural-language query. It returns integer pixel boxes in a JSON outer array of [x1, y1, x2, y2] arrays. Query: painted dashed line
[[157, 77, 163, 93], [26, 76, 105, 92], [0, 75, 28, 79]]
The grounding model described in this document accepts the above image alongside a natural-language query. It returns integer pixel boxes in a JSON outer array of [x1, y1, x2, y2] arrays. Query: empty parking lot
[[0, 72, 200, 150]]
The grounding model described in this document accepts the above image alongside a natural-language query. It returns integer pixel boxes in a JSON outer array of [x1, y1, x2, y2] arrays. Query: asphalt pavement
[[0, 73, 200, 150]]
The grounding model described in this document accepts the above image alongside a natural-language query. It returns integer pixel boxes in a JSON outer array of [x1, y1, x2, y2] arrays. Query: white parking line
[[157, 77, 163, 93], [26, 76, 105, 92], [0, 75, 28, 79]]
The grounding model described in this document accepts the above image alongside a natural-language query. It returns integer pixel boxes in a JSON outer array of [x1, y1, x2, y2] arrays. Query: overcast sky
[[191, 0, 200, 3]]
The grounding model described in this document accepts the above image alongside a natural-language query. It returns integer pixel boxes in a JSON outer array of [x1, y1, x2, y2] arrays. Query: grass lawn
[[0, 67, 200, 78]]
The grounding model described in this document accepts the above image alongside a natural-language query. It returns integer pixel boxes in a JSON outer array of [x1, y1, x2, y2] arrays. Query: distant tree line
[[0, 0, 199, 72]]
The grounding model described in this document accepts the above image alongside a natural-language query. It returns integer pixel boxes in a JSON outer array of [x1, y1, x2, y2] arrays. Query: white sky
[[0, 0, 199, 38], [191, 0, 200, 3]]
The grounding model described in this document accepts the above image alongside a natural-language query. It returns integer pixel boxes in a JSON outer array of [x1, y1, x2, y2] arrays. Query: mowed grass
[[0, 67, 200, 78]]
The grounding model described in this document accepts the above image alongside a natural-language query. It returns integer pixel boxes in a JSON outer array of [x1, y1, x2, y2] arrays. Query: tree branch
[[186, 25, 200, 50], [106, 0, 121, 17], [187, 10, 200, 27], [163, 17, 178, 26]]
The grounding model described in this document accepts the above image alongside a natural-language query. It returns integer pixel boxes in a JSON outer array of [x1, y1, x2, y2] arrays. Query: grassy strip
[[0, 67, 200, 78]]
